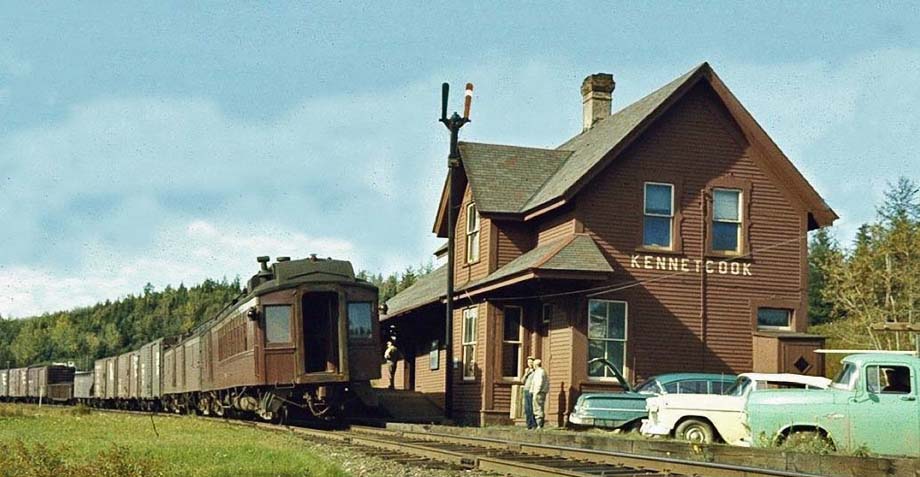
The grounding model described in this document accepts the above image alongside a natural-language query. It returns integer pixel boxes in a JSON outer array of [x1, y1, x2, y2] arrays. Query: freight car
[[2, 255, 382, 422], [0, 365, 76, 403]]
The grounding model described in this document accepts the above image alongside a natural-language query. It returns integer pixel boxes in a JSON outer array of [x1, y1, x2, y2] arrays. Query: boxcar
[[162, 345, 176, 396], [129, 351, 141, 400], [35, 365, 76, 402], [93, 359, 106, 400], [139, 338, 168, 403], [183, 336, 202, 394], [105, 357, 118, 400], [116, 353, 132, 400], [74, 371, 94, 403], [8, 368, 23, 398], [0, 369, 8, 398], [26, 367, 40, 399]]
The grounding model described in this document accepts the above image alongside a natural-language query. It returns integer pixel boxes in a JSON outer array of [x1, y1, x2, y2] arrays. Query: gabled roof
[[383, 234, 612, 319], [459, 142, 572, 213], [437, 62, 837, 232]]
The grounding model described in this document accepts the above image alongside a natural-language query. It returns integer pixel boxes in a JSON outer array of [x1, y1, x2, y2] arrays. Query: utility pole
[[439, 81, 473, 418]]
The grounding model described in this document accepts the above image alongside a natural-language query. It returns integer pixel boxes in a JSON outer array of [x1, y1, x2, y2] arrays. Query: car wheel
[[676, 419, 715, 444]]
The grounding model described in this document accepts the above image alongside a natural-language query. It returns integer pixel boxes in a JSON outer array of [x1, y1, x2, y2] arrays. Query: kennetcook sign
[[630, 254, 753, 276]]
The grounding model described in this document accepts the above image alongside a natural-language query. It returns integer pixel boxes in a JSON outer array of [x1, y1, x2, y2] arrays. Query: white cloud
[[0, 219, 356, 318]]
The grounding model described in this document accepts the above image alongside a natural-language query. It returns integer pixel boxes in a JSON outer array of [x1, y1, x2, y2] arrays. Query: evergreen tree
[[807, 228, 842, 325]]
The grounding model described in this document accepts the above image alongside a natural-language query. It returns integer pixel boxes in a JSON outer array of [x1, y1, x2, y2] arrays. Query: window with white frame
[[465, 202, 480, 263], [757, 308, 791, 330], [501, 306, 523, 378], [643, 183, 674, 248], [587, 300, 627, 379], [712, 188, 742, 253], [462, 307, 478, 380]]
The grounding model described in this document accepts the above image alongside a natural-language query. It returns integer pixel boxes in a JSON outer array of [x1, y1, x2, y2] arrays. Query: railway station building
[[376, 63, 837, 426]]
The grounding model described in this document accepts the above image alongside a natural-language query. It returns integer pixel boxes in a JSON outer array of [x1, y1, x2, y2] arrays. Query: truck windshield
[[635, 379, 661, 394], [725, 376, 751, 396], [831, 363, 858, 390]]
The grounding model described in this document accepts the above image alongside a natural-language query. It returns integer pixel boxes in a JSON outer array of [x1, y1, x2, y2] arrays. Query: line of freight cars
[[0, 255, 383, 422]]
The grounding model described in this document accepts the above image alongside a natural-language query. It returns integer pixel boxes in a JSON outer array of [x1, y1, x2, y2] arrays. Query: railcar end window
[[264, 305, 292, 344], [502, 306, 523, 379], [757, 308, 791, 330], [643, 183, 674, 249], [347, 302, 373, 339], [462, 307, 478, 380], [713, 188, 742, 253], [587, 300, 627, 379], [466, 202, 480, 264]]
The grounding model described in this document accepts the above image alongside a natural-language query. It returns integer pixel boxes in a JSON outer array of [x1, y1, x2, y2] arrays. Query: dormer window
[[643, 183, 674, 249], [466, 202, 480, 264]]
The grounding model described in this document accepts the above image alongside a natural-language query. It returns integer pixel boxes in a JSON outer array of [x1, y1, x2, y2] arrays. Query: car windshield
[[831, 363, 858, 390], [634, 378, 660, 394], [725, 376, 751, 397]]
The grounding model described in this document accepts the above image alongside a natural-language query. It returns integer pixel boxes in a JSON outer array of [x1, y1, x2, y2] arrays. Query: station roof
[[383, 234, 612, 320], [437, 62, 837, 233]]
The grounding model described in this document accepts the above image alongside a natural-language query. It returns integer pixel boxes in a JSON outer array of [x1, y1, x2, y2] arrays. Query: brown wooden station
[[374, 63, 837, 426]]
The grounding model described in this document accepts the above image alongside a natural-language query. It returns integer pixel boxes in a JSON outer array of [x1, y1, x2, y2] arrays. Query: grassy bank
[[0, 404, 344, 477]]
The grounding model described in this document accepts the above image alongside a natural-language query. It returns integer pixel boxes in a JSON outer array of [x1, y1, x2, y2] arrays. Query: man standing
[[521, 357, 536, 429], [530, 358, 549, 429], [384, 341, 399, 389]]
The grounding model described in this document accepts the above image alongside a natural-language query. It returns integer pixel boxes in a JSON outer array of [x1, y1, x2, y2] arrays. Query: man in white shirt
[[529, 358, 549, 428]]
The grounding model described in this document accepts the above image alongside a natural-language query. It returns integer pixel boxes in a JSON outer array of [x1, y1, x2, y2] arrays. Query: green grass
[[0, 404, 345, 477]]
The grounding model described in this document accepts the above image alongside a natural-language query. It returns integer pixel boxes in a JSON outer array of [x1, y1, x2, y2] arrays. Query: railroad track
[[93, 408, 829, 477]]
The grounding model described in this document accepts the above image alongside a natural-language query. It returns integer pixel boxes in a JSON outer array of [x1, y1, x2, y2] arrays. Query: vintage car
[[641, 373, 830, 445], [746, 353, 919, 457], [569, 359, 736, 430]]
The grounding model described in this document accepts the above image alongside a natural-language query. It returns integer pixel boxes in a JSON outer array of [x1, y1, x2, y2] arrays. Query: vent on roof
[[582, 73, 615, 132]]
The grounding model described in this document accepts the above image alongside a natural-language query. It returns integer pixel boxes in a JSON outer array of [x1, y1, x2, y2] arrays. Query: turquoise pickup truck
[[745, 354, 919, 457]]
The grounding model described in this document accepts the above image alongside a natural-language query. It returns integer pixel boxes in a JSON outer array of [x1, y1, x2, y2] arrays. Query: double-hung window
[[466, 203, 480, 263], [501, 306, 523, 378], [462, 307, 478, 380], [587, 300, 628, 379], [712, 188, 742, 253], [643, 183, 674, 249]]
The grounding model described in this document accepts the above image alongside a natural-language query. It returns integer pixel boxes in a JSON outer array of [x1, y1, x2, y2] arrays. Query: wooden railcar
[[185, 256, 381, 421]]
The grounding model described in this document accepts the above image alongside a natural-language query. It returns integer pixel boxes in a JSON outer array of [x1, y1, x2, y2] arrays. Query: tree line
[[0, 279, 242, 370], [0, 262, 435, 371], [808, 176, 920, 351]]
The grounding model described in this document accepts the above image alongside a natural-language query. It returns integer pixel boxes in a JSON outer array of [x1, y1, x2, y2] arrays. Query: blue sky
[[1, 2, 918, 317]]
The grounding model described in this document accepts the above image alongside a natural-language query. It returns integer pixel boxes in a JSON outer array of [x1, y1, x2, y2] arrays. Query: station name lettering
[[630, 254, 752, 276]]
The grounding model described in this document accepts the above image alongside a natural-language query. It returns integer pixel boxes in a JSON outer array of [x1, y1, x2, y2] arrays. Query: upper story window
[[347, 302, 373, 339], [466, 203, 480, 263], [712, 188, 742, 253], [264, 305, 292, 344], [643, 183, 674, 249], [757, 307, 791, 330]]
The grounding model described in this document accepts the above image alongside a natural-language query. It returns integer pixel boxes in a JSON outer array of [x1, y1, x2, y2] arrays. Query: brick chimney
[[581, 73, 615, 131]]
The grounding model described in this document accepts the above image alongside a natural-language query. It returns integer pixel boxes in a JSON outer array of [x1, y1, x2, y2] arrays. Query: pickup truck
[[745, 353, 919, 457]]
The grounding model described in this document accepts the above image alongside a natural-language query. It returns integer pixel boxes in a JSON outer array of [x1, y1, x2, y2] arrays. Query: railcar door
[[302, 292, 340, 373]]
